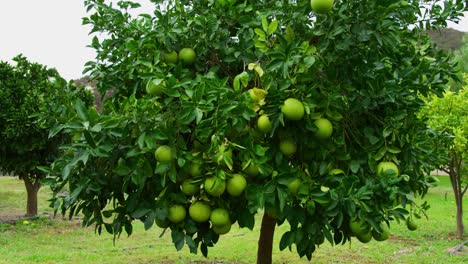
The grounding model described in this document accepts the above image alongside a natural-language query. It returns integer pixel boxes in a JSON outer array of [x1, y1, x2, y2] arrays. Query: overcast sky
[[1, 1, 467, 80]]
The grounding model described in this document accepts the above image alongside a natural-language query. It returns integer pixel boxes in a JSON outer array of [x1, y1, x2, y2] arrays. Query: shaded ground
[[0, 211, 66, 224]]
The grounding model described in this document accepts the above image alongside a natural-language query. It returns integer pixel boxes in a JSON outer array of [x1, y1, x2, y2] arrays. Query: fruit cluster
[[145, 48, 197, 96]]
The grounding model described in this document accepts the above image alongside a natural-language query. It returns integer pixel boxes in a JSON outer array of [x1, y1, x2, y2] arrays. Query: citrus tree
[[0, 55, 92, 217], [420, 75, 468, 238], [45, 0, 466, 262]]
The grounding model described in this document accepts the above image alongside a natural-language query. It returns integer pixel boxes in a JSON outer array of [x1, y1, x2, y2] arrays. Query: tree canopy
[[0, 55, 92, 216], [46, 0, 466, 261]]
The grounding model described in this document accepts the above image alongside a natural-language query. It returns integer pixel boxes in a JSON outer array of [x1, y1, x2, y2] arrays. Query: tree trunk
[[455, 198, 464, 238], [23, 176, 41, 217], [448, 152, 464, 238], [257, 212, 277, 264]]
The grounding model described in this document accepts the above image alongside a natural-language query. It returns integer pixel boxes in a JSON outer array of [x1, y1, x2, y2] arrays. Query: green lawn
[[0, 176, 466, 263]]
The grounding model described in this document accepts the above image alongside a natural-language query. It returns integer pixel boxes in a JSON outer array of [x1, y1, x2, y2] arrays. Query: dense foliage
[[46, 0, 466, 260], [420, 75, 468, 237], [0, 55, 92, 216]]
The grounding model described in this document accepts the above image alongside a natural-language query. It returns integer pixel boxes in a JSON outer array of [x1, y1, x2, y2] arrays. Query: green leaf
[[155, 162, 170, 174], [267, 20, 278, 35], [62, 164, 72, 180], [131, 208, 150, 219], [285, 25, 295, 42], [254, 28, 266, 40], [144, 211, 155, 230], [172, 229, 185, 251], [277, 187, 288, 212], [373, 146, 387, 161], [83, 131, 96, 148], [48, 124, 64, 138], [304, 56, 316, 67], [261, 16, 268, 33], [349, 160, 360, 173], [233, 71, 249, 90], [237, 209, 255, 230], [186, 236, 197, 254], [279, 231, 294, 251], [75, 99, 89, 121], [387, 146, 401, 154], [195, 108, 203, 124]]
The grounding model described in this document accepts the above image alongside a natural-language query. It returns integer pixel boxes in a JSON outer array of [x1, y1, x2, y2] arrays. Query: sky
[[0, 1, 467, 80]]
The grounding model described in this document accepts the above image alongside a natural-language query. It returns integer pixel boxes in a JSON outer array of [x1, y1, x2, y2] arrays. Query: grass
[[0, 175, 467, 263]]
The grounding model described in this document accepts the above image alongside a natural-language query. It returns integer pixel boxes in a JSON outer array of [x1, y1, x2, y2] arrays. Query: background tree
[[0, 55, 92, 217], [420, 76, 468, 238], [451, 36, 468, 91], [454, 37, 468, 73], [46, 0, 466, 263]]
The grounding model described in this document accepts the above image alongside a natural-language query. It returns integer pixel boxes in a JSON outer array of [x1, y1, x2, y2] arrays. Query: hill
[[425, 28, 467, 52]]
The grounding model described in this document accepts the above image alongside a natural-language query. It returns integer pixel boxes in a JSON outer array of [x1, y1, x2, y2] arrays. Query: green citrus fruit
[[257, 115, 273, 133], [287, 178, 302, 195], [155, 145, 172, 162], [179, 48, 196, 65], [204, 176, 226, 197], [213, 223, 231, 235], [168, 204, 186, 223], [210, 208, 230, 226], [163, 51, 178, 64], [349, 219, 369, 236], [314, 118, 333, 139], [372, 222, 391, 241], [189, 162, 202, 177], [189, 201, 211, 223], [146, 79, 165, 96], [242, 161, 259, 177], [356, 230, 373, 243], [281, 98, 305, 121], [406, 219, 417, 231], [279, 138, 297, 156], [310, 0, 334, 14], [181, 179, 200, 196], [227, 174, 247, 196], [377, 161, 399, 177]]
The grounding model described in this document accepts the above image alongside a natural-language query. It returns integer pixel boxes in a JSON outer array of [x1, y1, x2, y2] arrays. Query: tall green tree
[[0, 55, 92, 216], [46, 0, 466, 262], [420, 75, 468, 238]]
